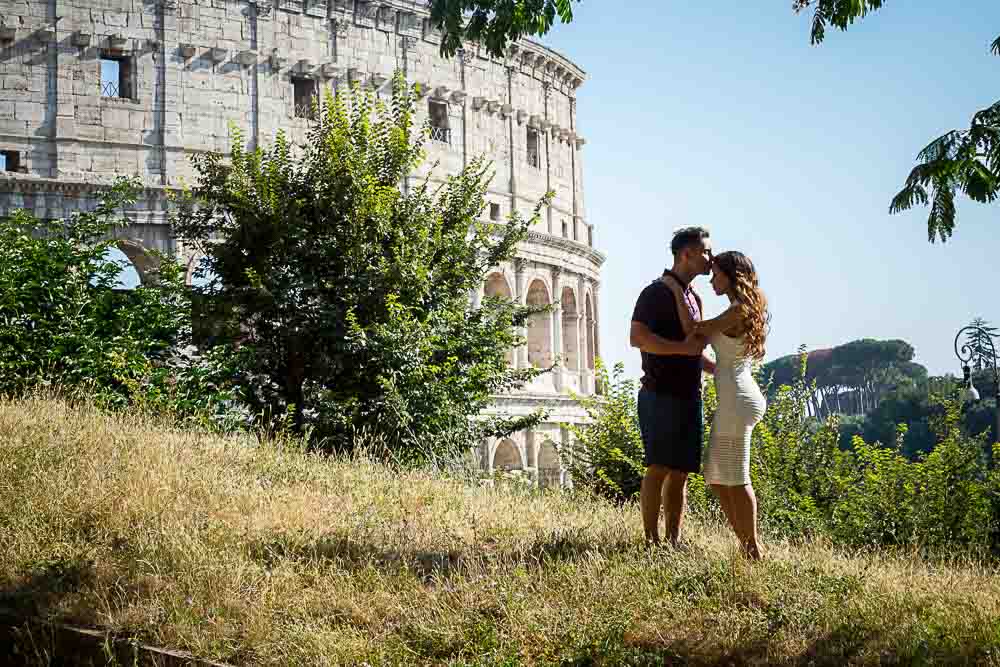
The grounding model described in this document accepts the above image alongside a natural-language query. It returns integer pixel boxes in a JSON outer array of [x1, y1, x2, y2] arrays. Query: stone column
[[527, 428, 539, 487], [576, 274, 587, 392], [514, 258, 529, 369], [485, 437, 495, 473], [53, 0, 77, 179], [543, 82, 553, 234], [551, 265, 563, 391], [560, 426, 570, 487], [506, 65, 518, 218], [569, 96, 578, 220], [460, 49, 469, 169], [162, 1, 185, 187], [591, 277, 600, 373], [588, 278, 600, 394]]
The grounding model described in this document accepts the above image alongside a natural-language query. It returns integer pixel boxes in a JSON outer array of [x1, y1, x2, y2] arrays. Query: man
[[629, 227, 715, 545]]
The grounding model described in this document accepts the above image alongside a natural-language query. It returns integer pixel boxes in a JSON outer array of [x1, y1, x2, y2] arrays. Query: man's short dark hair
[[671, 226, 710, 257]]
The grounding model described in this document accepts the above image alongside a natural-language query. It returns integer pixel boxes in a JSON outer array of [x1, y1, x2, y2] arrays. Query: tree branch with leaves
[[428, 0, 580, 58], [795, 1, 1000, 241]]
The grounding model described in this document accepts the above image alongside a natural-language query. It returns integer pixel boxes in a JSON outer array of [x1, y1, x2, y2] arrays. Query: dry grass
[[3, 397, 1000, 665]]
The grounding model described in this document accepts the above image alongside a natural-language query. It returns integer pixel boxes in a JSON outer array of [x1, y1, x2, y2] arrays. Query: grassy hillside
[[3, 398, 1000, 665]]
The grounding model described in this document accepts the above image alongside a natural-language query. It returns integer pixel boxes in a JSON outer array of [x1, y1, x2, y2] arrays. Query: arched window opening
[[97, 246, 141, 290], [493, 438, 522, 472], [484, 272, 514, 365], [526, 279, 552, 368], [561, 287, 579, 371]]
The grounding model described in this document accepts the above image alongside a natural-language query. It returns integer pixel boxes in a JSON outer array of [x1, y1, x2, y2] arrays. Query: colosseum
[[0, 0, 603, 487]]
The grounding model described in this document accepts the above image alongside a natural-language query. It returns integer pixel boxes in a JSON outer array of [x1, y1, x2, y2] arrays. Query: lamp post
[[954, 325, 1000, 445]]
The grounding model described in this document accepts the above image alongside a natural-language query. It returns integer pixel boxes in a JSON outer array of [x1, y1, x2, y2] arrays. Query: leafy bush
[[0, 180, 185, 406], [744, 352, 999, 550], [172, 74, 546, 462], [562, 360, 645, 502], [0, 179, 242, 428], [572, 349, 1000, 553]]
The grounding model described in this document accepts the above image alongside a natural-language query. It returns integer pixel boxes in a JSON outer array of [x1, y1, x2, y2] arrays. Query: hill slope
[[2, 398, 1000, 665]]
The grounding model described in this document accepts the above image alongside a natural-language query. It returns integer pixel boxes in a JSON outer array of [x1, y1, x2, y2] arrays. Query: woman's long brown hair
[[713, 251, 770, 360]]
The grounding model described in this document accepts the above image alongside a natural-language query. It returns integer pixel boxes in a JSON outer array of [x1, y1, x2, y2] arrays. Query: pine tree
[[965, 317, 999, 373]]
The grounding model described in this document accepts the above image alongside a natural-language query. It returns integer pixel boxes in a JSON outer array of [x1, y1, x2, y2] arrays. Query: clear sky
[[543, 1, 1000, 380]]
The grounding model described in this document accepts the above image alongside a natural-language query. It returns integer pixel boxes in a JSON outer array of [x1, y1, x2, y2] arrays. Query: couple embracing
[[630, 227, 770, 559]]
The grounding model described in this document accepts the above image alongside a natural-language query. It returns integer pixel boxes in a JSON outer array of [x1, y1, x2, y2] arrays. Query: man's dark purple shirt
[[630, 271, 703, 399]]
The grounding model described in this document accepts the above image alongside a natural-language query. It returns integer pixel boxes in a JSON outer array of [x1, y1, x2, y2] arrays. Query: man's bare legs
[[640, 465, 669, 543], [712, 483, 761, 560], [661, 470, 689, 545]]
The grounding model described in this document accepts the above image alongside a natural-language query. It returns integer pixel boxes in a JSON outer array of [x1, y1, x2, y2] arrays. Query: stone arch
[[492, 438, 523, 472], [484, 271, 513, 300], [484, 271, 514, 364], [585, 292, 595, 371], [526, 278, 552, 368], [180, 250, 222, 289], [560, 286, 579, 371], [112, 238, 162, 287], [101, 246, 141, 290], [538, 439, 561, 488]]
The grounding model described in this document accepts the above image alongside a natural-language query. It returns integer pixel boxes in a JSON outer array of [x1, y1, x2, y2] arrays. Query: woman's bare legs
[[712, 483, 762, 560], [711, 484, 736, 530]]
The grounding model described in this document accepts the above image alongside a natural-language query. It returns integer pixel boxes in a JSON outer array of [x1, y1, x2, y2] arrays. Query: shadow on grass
[[1, 558, 232, 666], [246, 526, 636, 581], [0, 557, 95, 619], [0, 557, 94, 665], [605, 625, 984, 667]]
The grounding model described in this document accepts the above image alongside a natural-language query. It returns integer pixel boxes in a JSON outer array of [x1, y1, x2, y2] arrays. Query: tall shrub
[[0, 179, 192, 409], [172, 74, 546, 463], [563, 361, 645, 502]]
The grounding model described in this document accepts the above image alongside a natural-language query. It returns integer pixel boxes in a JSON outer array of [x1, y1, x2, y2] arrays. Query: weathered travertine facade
[[0, 0, 602, 486]]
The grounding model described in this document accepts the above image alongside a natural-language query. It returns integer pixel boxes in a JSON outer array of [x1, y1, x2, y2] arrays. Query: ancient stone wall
[[0, 0, 603, 484]]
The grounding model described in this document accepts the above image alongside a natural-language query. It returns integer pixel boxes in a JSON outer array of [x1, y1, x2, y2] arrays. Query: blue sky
[[543, 1, 1000, 379]]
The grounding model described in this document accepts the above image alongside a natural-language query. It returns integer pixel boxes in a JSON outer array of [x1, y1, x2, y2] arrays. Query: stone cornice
[[268, 0, 587, 87], [0, 176, 175, 198], [524, 230, 605, 267], [0, 182, 603, 270], [518, 39, 586, 85], [488, 393, 589, 408]]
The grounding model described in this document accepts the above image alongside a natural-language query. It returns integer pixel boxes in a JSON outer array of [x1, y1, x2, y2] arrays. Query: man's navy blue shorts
[[637, 388, 703, 473]]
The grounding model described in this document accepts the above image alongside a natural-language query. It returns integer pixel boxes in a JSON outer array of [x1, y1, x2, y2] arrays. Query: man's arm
[[630, 321, 704, 356]]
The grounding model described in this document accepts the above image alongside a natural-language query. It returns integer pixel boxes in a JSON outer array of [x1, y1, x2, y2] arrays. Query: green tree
[[428, 0, 580, 57], [794, 1, 1000, 242], [172, 75, 546, 462], [964, 317, 999, 373], [0, 179, 192, 408], [763, 339, 921, 418], [859, 384, 939, 458]]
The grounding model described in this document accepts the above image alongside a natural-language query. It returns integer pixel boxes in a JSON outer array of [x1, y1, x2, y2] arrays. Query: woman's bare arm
[[662, 276, 697, 336], [695, 306, 743, 337]]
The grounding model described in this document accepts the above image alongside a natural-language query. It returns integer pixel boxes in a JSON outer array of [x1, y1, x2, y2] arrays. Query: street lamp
[[954, 325, 999, 443]]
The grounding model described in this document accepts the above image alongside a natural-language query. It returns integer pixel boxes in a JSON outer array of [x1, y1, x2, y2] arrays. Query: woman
[[664, 251, 770, 559]]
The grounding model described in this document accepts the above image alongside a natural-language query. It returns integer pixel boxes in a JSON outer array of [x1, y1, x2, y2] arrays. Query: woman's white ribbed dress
[[703, 332, 767, 486]]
